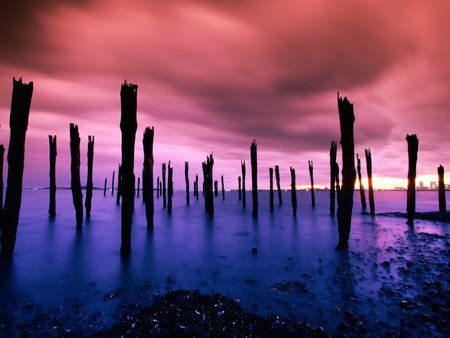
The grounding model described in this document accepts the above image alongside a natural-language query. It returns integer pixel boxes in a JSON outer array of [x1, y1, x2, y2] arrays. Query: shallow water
[[0, 189, 448, 335]]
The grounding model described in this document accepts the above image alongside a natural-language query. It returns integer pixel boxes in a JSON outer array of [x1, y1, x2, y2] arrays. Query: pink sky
[[0, 1, 449, 190]]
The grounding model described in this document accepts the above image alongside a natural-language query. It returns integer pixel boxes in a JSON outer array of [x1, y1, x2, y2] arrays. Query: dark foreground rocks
[[93, 289, 328, 337]]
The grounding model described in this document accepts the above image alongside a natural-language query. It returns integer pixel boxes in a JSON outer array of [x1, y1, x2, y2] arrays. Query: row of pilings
[[0, 78, 447, 256]]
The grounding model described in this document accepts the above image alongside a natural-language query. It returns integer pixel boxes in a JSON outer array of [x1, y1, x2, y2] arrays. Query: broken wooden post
[[185, 162, 190, 205], [308, 160, 315, 208], [406, 134, 419, 225], [336, 94, 356, 250], [365, 149, 375, 216], [162, 163, 167, 208], [202, 154, 214, 217], [69, 123, 83, 229], [335, 162, 341, 207], [103, 178, 107, 197], [0, 78, 33, 256], [290, 167, 297, 216], [251, 140, 258, 217], [142, 127, 154, 229], [0, 145, 3, 223], [241, 161, 246, 208], [137, 177, 140, 198], [330, 141, 337, 216], [48, 135, 57, 217], [356, 154, 367, 211], [438, 165, 446, 213], [120, 81, 138, 255], [195, 174, 199, 201], [85, 135, 94, 218], [214, 180, 219, 196], [111, 170, 115, 196], [238, 176, 242, 201], [116, 164, 122, 205], [275, 165, 282, 205], [269, 168, 274, 212], [167, 161, 173, 214], [156, 176, 160, 198], [221, 175, 225, 200]]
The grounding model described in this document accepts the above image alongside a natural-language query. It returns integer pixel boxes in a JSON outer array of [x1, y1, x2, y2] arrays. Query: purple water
[[0, 189, 448, 334]]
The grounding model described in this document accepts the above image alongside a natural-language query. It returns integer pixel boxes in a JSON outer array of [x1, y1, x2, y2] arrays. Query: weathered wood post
[[195, 174, 199, 200], [137, 177, 140, 198], [85, 135, 94, 218], [290, 167, 297, 216], [103, 178, 107, 197], [251, 140, 258, 217], [185, 162, 190, 205], [356, 154, 367, 211], [438, 165, 446, 213], [275, 165, 282, 204], [365, 149, 375, 216], [336, 94, 356, 250], [406, 134, 419, 225], [162, 163, 167, 208], [202, 154, 214, 217], [159, 180, 162, 197], [156, 176, 160, 199], [120, 81, 138, 255], [330, 141, 337, 216], [167, 161, 173, 214], [1, 78, 33, 256], [214, 180, 219, 196], [143, 127, 154, 228], [241, 161, 246, 207], [308, 160, 315, 207], [269, 168, 274, 212], [116, 164, 122, 205], [69, 123, 83, 229], [238, 176, 242, 201], [0, 145, 3, 223], [221, 175, 225, 200], [111, 170, 115, 196], [48, 135, 57, 217]]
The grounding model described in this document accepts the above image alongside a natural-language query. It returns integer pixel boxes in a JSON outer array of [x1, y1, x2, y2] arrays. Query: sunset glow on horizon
[[0, 1, 449, 191]]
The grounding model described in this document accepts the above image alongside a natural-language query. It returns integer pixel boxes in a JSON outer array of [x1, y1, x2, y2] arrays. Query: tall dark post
[[438, 165, 446, 213], [330, 141, 337, 216], [250, 140, 258, 217], [275, 165, 282, 204], [195, 174, 199, 201], [156, 176, 160, 198], [308, 160, 315, 207], [356, 154, 367, 211], [111, 170, 115, 196], [238, 176, 242, 201], [48, 135, 57, 217], [335, 163, 341, 205], [336, 94, 356, 250], [202, 154, 214, 217], [137, 177, 140, 198], [0, 78, 33, 256], [241, 161, 246, 207], [103, 178, 107, 197], [159, 180, 162, 196], [142, 127, 154, 229], [214, 180, 219, 196], [116, 164, 122, 205], [162, 163, 167, 208], [406, 134, 419, 225], [69, 124, 83, 229], [269, 168, 274, 212], [221, 175, 225, 200], [365, 149, 375, 216], [85, 135, 94, 218], [167, 162, 173, 214], [185, 162, 190, 205], [120, 81, 138, 255], [0, 145, 3, 223], [290, 167, 297, 216]]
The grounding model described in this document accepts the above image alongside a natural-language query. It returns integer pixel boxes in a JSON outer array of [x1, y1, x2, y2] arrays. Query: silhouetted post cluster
[[1, 78, 33, 256], [406, 134, 419, 225], [162, 163, 167, 208], [120, 81, 138, 255], [142, 127, 154, 229], [238, 176, 242, 201], [202, 154, 214, 217], [308, 160, 315, 207], [185, 162, 190, 205], [116, 165, 122, 205], [356, 154, 367, 211], [329, 141, 338, 217], [336, 94, 356, 251], [290, 167, 297, 216], [48, 135, 57, 217], [241, 161, 246, 207], [221, 175, 225, 200], [214, 180, 219, 197], [275, 165, 282, 204], [365, 149, 375, 216], [69, 123, 83, 229], [167, 162, 173, 214], [85, 135, 94, 218], [251, 140, 258, 217], [438, 165, 446, 212], [269, 168, 274, 212]]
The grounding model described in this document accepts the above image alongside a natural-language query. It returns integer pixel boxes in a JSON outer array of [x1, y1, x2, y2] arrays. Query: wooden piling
[[85, 135, 94, 218], [438, 165, 446, 212], [238, 176, 242, 201], [111, 170, 115, 196], [162, 163, 167, 208], [137, 177, 140, 198], [330, 141, 337, 217], [365, 149, 375, 216], [221, 175, 225, 200], [202, 154, 214, 217], [290, 167, 297, 216], [308, 160, 315, 208], [406, 134, 419, 225], [142, 127, 154, 229], [116, 164, 122, 205], [69, 123, 83, 229], [1, 78, 33, 256], [185, 162, 190, 205], [48, 135, 57, 217], [214, 180, 219, 196], [275, 165, 282, 205], [336, 94, 356, 250], [0, 145, 3, 223], [167, 161, 173, 214], [251, 140, 258, 217], [195, 174, 199, 200], [156, 176, 160, 198], [241, 161, 246, 208], [356, 154, 367, 211], [103, 178, 107, 197], [119, 81, 138, 255], [269, 168, 274, 212]]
